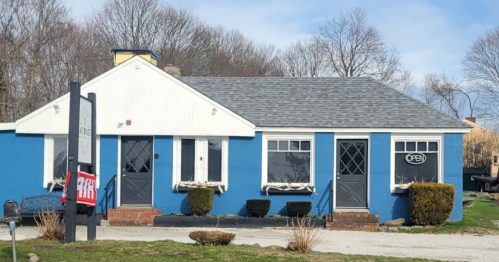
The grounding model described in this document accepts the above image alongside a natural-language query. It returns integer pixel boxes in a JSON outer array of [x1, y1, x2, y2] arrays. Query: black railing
[[330, 180, 334, 221], [103, 174, 117, 220]]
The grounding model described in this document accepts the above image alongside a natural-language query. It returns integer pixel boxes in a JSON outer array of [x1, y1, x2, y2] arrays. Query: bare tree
[[280, 39, 327, 77], [0, 0, 79, 122], [462, 26, 499, 123], [422, 72, 479, 119]]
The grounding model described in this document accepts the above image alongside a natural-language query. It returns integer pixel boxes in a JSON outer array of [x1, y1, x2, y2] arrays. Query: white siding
[[15, 57, 255, 137]]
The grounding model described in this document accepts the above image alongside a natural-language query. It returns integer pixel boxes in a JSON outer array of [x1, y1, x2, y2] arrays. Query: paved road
[[1, 226, 498, 262]]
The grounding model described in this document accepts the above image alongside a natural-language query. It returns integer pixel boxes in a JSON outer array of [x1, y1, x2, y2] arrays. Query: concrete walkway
[[1, 226, 498, 262]]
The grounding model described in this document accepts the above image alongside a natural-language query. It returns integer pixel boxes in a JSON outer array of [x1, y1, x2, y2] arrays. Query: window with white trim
[[392, 137, 441, 187], [262, 134, 314, 186], [174, 137, 228, 186], [44, 135, 100, 188]]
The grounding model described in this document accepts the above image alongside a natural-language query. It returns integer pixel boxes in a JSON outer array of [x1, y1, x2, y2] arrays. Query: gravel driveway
[[2, 226, 498, 262]]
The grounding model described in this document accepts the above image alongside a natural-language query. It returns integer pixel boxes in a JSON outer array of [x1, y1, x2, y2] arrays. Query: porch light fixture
[[53, 105, 60, 113], [212, 108, 217, 115]]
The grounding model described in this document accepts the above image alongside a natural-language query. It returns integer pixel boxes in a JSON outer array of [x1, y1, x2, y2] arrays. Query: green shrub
[[409, 183, 455, 225], [246, 199, 271, 217], [187, 188, 214, 216], [189, 230, 235, 245], [286, 201, 312, 217]]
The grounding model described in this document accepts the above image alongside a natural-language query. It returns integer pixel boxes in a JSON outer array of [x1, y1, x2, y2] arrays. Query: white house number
[[405, 153, 426, 165]]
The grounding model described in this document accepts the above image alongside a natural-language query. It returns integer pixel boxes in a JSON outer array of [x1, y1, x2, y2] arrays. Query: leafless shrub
[[188, 230, 235, 246], [285, 216, 322, 253], [35, 207, 65, 241]]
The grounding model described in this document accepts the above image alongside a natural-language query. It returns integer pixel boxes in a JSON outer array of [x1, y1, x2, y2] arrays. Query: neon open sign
[[405, 153, 427, 165]]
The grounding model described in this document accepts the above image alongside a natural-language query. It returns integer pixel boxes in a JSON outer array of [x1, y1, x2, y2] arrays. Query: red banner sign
[[62, 171, 97, 206]]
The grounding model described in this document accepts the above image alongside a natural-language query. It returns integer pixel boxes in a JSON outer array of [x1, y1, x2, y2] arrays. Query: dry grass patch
[[285, 216, 323, 253], [34, 208, 65, 240]]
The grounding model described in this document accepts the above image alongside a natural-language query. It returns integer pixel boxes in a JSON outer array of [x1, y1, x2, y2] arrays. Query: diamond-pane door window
[[125, 140, 151, 173]]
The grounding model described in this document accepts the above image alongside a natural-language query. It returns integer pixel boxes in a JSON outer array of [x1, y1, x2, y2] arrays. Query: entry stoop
[[326, 211, 379, 232], [107, 208, 161, 226]]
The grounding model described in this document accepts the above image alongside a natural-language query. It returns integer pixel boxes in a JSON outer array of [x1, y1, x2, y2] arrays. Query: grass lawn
[[0, 238, 446, 262], [400, 195, 499, 234]]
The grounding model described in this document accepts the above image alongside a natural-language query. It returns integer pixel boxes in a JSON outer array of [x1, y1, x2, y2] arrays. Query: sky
[[65, 0, 499, 83]]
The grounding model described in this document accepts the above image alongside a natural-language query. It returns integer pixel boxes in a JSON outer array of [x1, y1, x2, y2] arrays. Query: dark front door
[[336, 139, 368, 208], [121, 136, 153, 205]]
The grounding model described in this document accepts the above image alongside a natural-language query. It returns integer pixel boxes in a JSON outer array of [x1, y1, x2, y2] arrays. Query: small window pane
[[53, 137, 68, 180], [428, 142, 438, 151], [474, 143, 483, 155], [268, 140, 277, 150], [406, 142, 416, 151], [268, 152, 310, 183], [278, 141, 288, 150], [301, 141, 311, 151], [395, 142, 404, 151], [181, 139, 195, 181], [290, 141, 300, 150], [208, 139, 222, 182], [417, 142, 427, 151]]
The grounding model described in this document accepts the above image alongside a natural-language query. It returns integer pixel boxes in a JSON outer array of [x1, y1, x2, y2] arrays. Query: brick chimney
[[465, 116, 476, 123], [164, 64, 181, 78]]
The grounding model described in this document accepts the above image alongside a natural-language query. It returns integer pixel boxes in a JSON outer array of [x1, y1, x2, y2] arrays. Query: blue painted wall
[[97, 136, 119, 214], [444, 133, 463, 221], [369, 133, 410, 223], [0, 130, 464, 222], [0, 131, 49, 217], [369, 133, 464, 223], [152, 132, 335, 217]]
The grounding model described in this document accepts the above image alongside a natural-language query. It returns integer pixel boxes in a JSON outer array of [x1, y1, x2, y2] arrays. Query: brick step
[[109, 219, 154, 227], [108, 209, 161, 214], [326, 221, 379, 232], [332, 212, 379, 223], [107, 208, 161, 227]]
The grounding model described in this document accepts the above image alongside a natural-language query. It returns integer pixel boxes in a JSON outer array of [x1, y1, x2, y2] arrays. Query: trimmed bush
[[286, 201, 312, 217], [189, 230, 235, 245], [187, 187, 214, 216], [409, 182, 455, 225], [246, 199, 271, 217]]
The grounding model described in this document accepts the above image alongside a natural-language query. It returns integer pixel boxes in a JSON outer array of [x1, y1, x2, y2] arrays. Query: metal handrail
[[103, 174, 117, 220]]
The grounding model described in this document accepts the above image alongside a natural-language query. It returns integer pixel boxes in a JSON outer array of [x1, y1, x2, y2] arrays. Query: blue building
[[0, 50, 471, 226]]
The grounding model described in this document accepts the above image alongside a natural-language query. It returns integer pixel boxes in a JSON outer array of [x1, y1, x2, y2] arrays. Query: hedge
[[409, 182, 455, 225], [246, 199, 271, 217], [187, 187, 214, 216], [286, 201, 312, 217]]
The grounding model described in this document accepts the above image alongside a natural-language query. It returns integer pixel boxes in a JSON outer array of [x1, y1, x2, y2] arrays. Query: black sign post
[[65, 82, 97, 243], [87, 92, 97, 241]]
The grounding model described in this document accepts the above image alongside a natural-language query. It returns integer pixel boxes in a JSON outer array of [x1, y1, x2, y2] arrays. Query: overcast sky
[[65, 0, 498, 85]]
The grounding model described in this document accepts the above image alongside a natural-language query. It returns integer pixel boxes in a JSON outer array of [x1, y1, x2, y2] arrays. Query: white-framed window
[[173, 137, 229, 188], [473, 142, 483, 155], [391, 135, 442, 190], [262, 133, 315, 187], [44, 135, 100, 188]]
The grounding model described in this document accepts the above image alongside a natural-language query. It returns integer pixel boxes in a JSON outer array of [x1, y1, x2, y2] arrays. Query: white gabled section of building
[[0, 122, 15, 131], [15, 56, 255, 137]]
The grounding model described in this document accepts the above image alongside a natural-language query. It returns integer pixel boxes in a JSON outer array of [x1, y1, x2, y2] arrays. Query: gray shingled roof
[[180, 77, 471, 129]]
